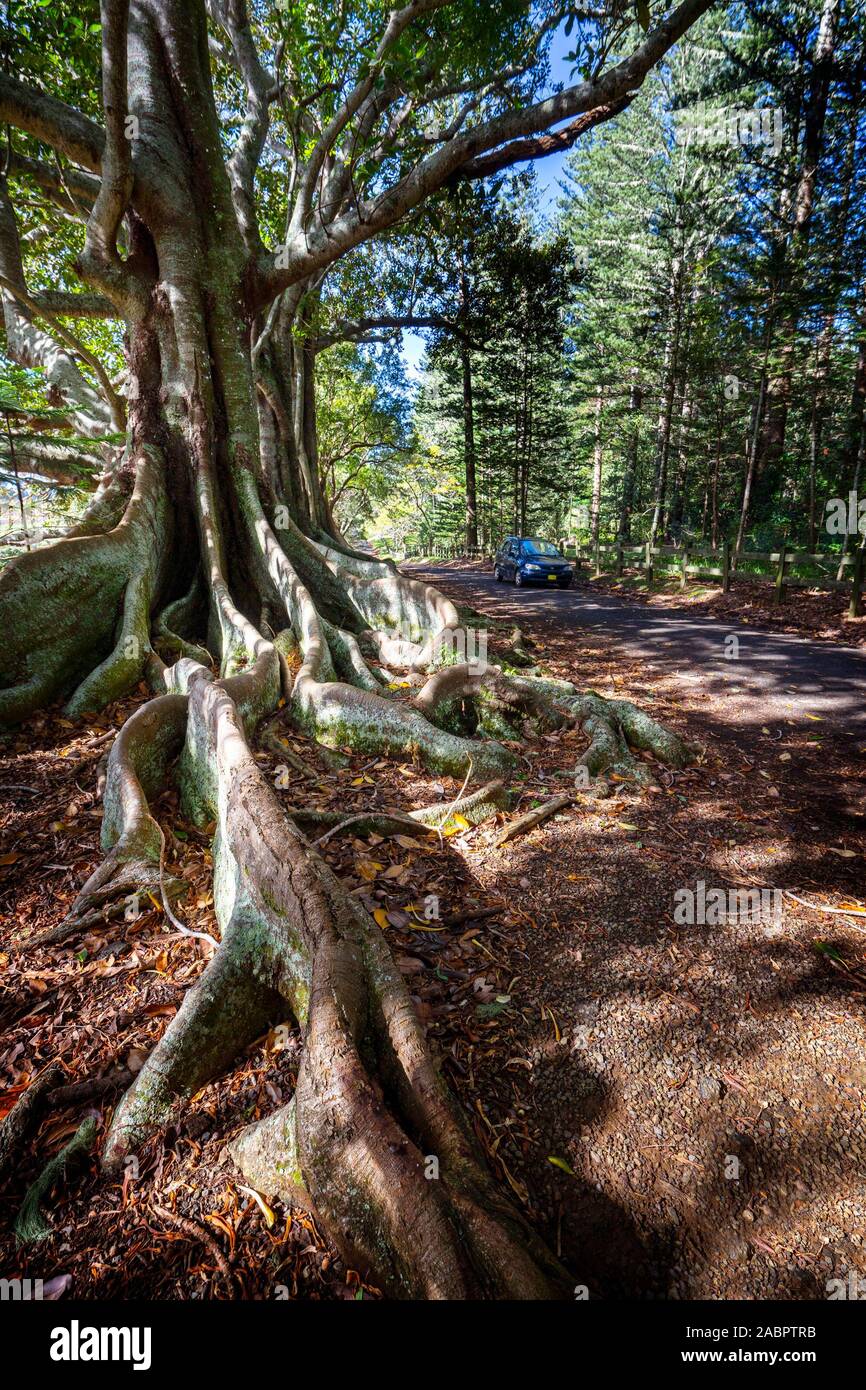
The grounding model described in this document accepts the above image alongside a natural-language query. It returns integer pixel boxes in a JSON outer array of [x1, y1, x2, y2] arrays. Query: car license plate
[[547, 574, 557, 581]]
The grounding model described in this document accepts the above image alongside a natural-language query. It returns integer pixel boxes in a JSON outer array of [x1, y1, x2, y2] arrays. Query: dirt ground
[[1, 575, 865, 1300]]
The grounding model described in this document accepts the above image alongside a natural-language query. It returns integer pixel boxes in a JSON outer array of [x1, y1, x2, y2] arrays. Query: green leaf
[[548, 1155, 576, 1176]]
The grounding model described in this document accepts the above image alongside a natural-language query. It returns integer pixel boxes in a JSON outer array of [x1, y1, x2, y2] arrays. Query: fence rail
[[405, 538, 865, 617], [569, 537, 864, 617]]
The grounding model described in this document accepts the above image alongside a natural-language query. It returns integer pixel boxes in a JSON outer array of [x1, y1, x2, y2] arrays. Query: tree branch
[[207, 0, 275, 253], [30, 290, 118, 319], [256, 0, 714, 305], [84, 0, 133, 269], [315, 312, 455, 351], [6, 151, 98, 217], [453, 96, 634, 181], [289, 0, 454, 236], [0, 73, 105, 172], [0, 273, 126, 431]]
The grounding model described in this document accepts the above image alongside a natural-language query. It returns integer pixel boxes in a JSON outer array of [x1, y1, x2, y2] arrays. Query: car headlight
[[524, 563, 540, 572]]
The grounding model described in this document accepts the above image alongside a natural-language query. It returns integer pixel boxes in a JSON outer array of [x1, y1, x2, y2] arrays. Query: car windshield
[[522, 540, 560, 558]]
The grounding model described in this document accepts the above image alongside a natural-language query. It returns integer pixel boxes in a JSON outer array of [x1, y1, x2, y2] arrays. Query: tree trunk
[[458, 255, 479, 552], [618, 378, 642, 542], [755, 0, 838, 489], [837, 279, 866, 578], [590, 389, 604, 550], [649, 260, 683, 545]]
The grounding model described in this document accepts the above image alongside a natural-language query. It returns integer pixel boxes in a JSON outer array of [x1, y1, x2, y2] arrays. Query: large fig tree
[[0, 0, 709, 1297]]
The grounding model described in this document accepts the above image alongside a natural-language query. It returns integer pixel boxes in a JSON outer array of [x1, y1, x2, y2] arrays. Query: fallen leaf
[[238, 1185, 275, 1228]]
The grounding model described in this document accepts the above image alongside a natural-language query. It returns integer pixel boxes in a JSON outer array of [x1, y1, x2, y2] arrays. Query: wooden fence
[[569, 537, 864, 617]]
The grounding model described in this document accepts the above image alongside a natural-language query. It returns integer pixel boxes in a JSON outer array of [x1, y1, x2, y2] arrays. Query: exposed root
[[312, 536, 397, 579], [414, 663, 565, 742], [21, 693, 190, 951], [319, 619, 384, 691], [290, 778, 510, 844], [252, 512, 515, 782], [345, 568, 460, 668], [153, 573, 212, 667], [0, 448, 170, 724], [0, 1062, 65, 1188], [99, 657, 567, 1297], [150, 1203, 237, 1291], [15, 1116, 98, 1244], [5, 437, 693, 1297], [570, 691, 694, 785], [494, 792, 575, 847]]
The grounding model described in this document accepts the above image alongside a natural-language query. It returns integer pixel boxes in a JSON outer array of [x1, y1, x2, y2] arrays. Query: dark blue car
[[493, 536, 574, 588]]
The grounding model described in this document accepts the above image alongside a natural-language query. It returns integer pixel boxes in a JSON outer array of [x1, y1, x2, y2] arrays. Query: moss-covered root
[[311, 535, 397, 579], [102, 909, 287, 1170], [165, 670, 569, 1298], [0, 447, 170, 726], [153, 572, 213, 667], [319, 619, 384, 692], [571, 692, 694, 785], [253, 515, 513, 781], [342, 569, 460, 668], [297, 678, 515, 783], [103, 668, 309, 1171], [607, 696, 695, 769], [414, 664, 566, 741], [411, 778, 509, 829]]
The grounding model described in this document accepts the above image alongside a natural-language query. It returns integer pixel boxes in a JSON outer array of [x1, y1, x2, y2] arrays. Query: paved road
[[407, 564, 866, 736]]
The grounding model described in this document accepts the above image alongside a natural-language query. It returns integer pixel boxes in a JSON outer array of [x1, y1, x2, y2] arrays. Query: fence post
[[615, 539, 623, 577], [774, 528, 789, 605], [593, 536, 601, 577], [850, 546, 865, 618], [644, 539, 653, 588], [680, 544, 689, 590], [722, 538, 731, 592]]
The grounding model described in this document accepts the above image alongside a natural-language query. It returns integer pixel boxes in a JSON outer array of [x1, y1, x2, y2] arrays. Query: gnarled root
[[297, 678, 515, 781], [102, 660, 567, 1298], [413, 664, 694, 788], [7, 449, 691, 1297], [414, 663, 566, 742], [571, 691, 694, 785]]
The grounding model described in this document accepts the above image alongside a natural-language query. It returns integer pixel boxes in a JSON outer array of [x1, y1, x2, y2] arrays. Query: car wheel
[[494, 566, 502, 582], [558, 577, 573, 589], [515, 570, 524, 587]]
